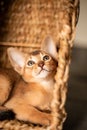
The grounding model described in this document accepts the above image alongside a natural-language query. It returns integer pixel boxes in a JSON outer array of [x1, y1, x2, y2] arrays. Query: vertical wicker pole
[[50, 0, 80, 129], [50, 38, 70, 130]]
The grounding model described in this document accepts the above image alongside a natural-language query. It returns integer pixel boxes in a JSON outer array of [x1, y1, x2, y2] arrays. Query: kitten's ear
[[41, 36, 57, 60], [7, 48, 25, 75]]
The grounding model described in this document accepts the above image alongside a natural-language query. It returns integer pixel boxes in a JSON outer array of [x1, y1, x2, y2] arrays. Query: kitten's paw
[[43, 113, 53, 126]]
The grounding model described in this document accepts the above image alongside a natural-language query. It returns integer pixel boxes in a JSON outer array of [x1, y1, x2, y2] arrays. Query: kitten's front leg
[[12, 104, 52, 126]]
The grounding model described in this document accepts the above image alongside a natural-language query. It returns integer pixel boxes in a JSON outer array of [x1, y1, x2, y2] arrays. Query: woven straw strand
[[50, 38, 70, 130]]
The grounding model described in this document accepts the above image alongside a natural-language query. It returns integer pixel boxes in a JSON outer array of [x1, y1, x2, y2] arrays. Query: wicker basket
[[0, 0, 79, 129]]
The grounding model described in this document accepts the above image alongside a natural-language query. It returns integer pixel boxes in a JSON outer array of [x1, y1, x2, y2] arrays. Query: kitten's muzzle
[[38, 61, 53, 74]]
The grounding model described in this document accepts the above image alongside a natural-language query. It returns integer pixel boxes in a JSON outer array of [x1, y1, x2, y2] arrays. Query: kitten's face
[[23, 50, 57, 82], [7, 36, 58, 83]]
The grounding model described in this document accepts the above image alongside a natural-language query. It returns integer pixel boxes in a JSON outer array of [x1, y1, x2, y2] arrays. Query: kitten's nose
[[38, 61, 44, 68]]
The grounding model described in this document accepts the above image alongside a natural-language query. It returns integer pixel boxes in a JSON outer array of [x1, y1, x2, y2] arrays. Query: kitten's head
[[7, 36, 58, 82]]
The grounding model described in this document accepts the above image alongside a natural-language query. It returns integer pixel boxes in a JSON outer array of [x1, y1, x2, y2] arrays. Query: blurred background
[[63, 0, 87, 130]]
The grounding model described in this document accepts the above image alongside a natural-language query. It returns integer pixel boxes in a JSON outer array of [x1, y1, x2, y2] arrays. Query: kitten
[[0, 36, 58, 126]]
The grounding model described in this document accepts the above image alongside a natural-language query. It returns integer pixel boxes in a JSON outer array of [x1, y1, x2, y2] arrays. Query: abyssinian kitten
[[0, 36, 58, 126]]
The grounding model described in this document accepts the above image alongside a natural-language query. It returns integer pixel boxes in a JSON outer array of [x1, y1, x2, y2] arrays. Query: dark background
[[63, 46, 87, 130]]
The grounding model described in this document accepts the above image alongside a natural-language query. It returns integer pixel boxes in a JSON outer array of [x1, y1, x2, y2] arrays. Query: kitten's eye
[[43, 55, 50, 61], [27, 60, 35, 66]]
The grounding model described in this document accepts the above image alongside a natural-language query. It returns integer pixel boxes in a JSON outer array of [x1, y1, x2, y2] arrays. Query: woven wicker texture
[[0, 0, 73, 43], [0, 0, 79, 129]]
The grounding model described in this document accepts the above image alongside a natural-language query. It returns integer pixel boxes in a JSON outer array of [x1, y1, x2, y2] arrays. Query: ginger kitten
[[0, 36, 58, 126]]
